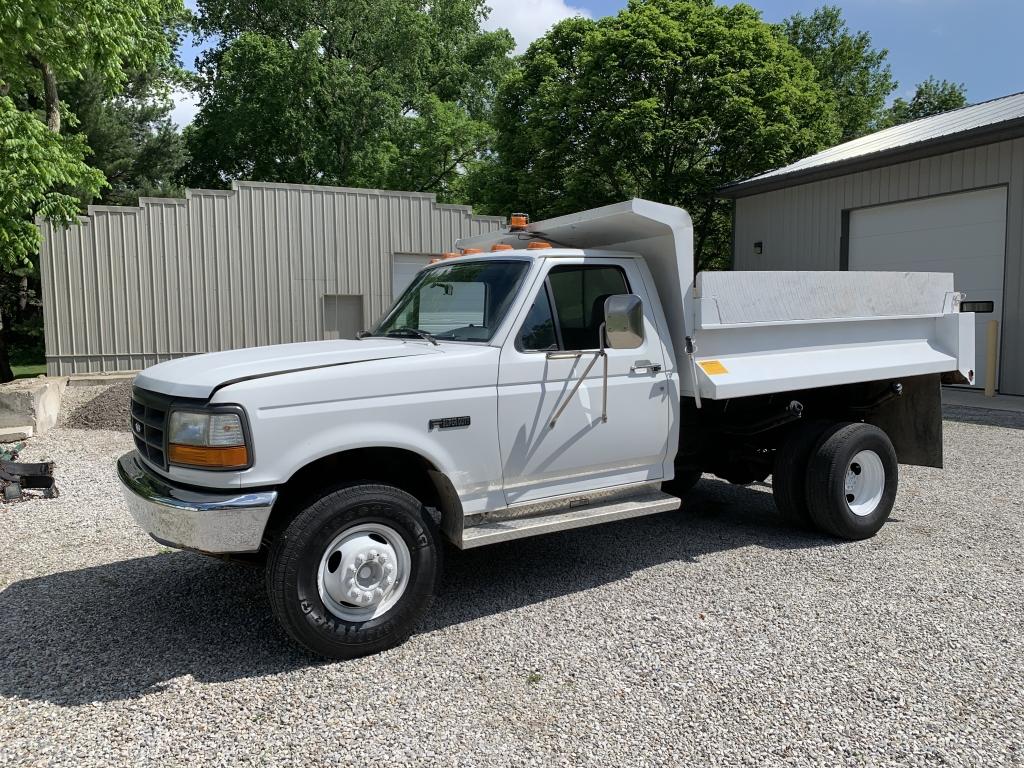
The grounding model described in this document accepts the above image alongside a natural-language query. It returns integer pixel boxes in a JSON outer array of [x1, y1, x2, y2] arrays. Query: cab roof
[[437, 246, 636, 261]]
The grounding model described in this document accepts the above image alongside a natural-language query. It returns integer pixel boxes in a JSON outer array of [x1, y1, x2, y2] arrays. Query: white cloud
[[170, 88, 200, 130], [483, 0, 591, 54]]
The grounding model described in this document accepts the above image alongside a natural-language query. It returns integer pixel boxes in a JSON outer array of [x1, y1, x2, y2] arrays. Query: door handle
[[631, 360, 662, 374]]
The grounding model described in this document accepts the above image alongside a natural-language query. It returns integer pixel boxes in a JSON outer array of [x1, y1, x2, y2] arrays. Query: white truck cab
[[118, 200, 975, 658]]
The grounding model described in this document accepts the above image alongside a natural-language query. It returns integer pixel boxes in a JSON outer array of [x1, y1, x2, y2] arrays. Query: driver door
[[497, 259, 672, 506]]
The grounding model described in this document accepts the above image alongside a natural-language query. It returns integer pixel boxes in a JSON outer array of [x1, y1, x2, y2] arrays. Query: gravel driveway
[[1, 385, 1022, 767]]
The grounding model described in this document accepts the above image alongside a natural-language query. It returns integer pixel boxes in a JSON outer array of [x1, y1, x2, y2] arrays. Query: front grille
[[131, 389, 169, 468]]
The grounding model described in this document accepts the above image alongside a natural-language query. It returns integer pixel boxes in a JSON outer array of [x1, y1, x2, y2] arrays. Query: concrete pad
[[942, 387, 1024, 414], [0, 426, 33, 442], [66, 372, 137, 387], [0, 377, 68, 435]]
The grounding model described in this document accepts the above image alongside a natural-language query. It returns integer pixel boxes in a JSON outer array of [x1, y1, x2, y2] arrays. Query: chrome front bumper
[[117, 451, 277, 554]]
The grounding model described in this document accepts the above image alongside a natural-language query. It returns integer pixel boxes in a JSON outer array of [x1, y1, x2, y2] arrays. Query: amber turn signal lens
[[168, 443, 249, 469]]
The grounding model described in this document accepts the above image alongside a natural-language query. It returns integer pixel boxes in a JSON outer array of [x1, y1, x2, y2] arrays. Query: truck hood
[[134, 339, 436, 399]]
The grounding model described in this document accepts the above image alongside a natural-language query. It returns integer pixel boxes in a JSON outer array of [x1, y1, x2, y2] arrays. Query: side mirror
[[604, 294, 644, 349]]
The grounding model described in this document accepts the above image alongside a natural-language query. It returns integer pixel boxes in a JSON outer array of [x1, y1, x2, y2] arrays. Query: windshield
[[373, 259, 530, 343]]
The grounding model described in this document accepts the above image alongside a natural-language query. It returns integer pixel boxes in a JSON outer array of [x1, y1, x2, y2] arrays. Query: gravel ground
[[1, 386, 1022, 767]]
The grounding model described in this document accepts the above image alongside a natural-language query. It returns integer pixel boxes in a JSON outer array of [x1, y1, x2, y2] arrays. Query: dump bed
[[689, 271, 975, 399]]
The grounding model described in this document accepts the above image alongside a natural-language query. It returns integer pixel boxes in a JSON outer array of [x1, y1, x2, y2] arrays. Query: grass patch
[[12, 364, 46, 379]]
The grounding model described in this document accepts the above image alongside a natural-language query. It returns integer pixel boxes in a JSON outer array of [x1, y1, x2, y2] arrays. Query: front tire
[[805, 423, 898, 540], [266, 483, 441, 659], [663, 465, 703, 497]]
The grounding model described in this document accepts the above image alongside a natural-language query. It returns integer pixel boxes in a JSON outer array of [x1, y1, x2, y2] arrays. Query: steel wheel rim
[[317, 522, 411, 622], [844, 449, 885, 517]]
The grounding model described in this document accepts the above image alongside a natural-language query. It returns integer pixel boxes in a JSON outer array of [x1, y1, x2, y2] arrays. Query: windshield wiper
[[385, 327, 439, 346]]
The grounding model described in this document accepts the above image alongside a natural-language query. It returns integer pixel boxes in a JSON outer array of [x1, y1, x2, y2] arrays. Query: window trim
[[514, 263, 631, 354]]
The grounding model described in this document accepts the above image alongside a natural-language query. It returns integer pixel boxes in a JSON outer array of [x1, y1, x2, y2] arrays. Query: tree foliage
[[0, 0, 185, 266], [63, 70, 189, 206], [184, 0, 514, 200], [0, 97, 105, 267], [883, 77, 968, 128], [472, 0, 838, 270], [782, 5, 895, 141]]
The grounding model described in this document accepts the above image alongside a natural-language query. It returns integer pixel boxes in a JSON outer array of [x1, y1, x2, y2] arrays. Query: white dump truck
[[118, 199, 975, 658]]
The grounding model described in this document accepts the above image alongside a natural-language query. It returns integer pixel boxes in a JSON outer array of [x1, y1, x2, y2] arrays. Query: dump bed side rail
[[690, 271, 975, 399]]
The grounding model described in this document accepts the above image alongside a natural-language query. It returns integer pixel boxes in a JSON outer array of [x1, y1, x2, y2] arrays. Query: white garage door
[[392, 254, 433, 300], [849, 187, 1007, 390]]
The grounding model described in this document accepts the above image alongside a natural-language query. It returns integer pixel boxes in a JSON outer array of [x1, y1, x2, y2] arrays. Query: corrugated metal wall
[[38, 182, 505, 375], [732, 137, 1024, 396]]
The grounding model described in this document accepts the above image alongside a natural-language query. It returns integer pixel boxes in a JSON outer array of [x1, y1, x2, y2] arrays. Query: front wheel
[[266, 483, 442, 659], [805, 423, 898, 540]]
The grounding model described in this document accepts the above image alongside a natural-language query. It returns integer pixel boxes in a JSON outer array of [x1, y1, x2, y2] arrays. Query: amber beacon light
[[509, 212, 529, 231]]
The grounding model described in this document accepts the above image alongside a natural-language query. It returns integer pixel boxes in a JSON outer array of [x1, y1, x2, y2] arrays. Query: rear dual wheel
[[774, 421, 898, 540]]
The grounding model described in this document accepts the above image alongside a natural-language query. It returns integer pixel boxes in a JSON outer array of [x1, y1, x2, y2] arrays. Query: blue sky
[[173, 0, 1022, 126], [584, 0, 1020, 103]]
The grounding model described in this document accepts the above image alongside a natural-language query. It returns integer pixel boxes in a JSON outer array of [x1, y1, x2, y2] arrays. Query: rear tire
[[772, 420, 830, 527], [805, 423, 898, 540], [266, 483, 442, 659]]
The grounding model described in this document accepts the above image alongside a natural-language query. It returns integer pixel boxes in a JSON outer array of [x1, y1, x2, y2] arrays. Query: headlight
[[168, 410, 250, 469]]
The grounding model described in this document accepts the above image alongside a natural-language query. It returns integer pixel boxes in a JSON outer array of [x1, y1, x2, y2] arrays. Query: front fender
[[237, 389, 505, 517]]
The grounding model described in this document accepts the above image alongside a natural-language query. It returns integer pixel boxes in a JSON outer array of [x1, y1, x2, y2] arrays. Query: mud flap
[[864, 374, 943, 469]]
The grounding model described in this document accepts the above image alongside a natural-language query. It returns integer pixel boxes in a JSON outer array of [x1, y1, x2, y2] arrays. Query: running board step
[[459, 490, 681, 549]]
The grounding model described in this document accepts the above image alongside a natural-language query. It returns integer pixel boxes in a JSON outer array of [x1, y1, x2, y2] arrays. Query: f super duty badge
[[428, 416, 471, 431]]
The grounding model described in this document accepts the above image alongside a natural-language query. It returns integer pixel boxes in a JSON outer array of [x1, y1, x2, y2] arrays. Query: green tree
[[472, 0, 838, 270], [782, 5, 895, 141], [0, 0, 185, 379], [184, 0, 513, 200], [883, 77, 968, 128], [63, 69, 189, 206]]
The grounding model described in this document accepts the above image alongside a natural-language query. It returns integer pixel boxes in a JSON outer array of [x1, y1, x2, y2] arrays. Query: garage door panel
[[852, 188, 1006, 237], [851, 224, 1004, 273], [392, 254, 432, 299], [848, 187, 1007, 390]]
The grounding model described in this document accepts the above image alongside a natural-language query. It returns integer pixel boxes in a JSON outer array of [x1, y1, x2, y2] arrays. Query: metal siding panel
[[40, 184, 501, 373], [38, 224, 58, 375], [1002, 138, 1024, 394]]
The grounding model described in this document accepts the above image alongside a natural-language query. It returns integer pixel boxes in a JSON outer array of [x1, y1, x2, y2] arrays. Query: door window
[[519, 265, 630, 351], [517, 284, 559, 351]]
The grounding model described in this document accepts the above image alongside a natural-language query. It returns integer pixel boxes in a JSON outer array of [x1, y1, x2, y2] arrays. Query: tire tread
[[266, 483, 440, 658], [805, 423, 898, 540], [772, 420, 830, 527]]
